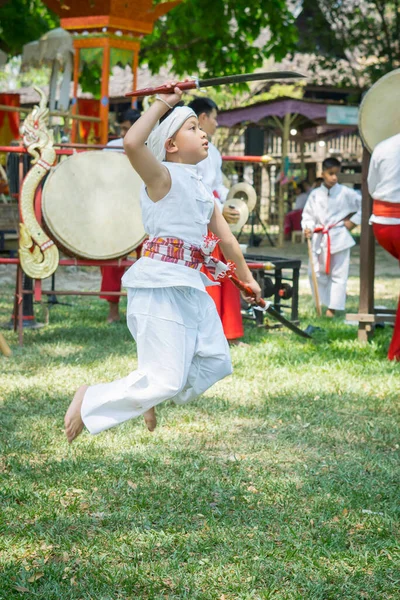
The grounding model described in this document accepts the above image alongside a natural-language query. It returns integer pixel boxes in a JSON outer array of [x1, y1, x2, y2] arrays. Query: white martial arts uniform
[[196, 142, 229, 210], [368, 133, 400, 226], [367, 134, 400, 361], [103, 137, 124, 152], [302, 183, 362, 310], [81, 162, 232, 435]]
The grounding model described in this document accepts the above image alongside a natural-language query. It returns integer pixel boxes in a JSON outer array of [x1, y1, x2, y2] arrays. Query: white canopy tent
[[0, 49, 7, 67], [21, 28, 74, 112]]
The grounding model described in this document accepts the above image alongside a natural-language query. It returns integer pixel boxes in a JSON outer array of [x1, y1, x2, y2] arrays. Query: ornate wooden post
[[346, 147, 377, 341]]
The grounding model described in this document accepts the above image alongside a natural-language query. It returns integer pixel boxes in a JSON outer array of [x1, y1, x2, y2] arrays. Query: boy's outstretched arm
[[209, 203, 261, 302], [123, 85, 182, 201]]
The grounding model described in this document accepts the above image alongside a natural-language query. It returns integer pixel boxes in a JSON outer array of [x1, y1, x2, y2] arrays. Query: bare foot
[[107, 302, 121, 324], [229, 339, 250, 347], [107, 315, 121, 324], [143, 407, 157, 432], [326, 309, 336, 318], [64, 385, 88, 443]]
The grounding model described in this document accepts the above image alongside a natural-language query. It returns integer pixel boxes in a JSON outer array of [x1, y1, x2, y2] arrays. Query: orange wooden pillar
[[100, 41, 111, 145], [131, 46, 139, 108], [69, 36, 141, 144]]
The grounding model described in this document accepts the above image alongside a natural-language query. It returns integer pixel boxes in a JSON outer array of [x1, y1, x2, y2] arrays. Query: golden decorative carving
[[19, 87, 59, 279]]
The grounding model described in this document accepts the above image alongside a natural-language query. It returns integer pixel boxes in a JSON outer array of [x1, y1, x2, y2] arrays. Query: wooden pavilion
[[42, 0, 180, 144], [218, 97, 361, 246]]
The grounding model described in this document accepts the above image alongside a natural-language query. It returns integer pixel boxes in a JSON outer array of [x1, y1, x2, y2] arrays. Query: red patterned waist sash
[[142, 235, 234, 280], [142, 237, 204, 270]]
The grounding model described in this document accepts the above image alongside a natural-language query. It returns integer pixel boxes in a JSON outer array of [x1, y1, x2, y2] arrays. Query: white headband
[[147, 106, 196, 161]]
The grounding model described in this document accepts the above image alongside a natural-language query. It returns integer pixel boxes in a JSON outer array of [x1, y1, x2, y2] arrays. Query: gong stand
[[247, 208, 275, 247]]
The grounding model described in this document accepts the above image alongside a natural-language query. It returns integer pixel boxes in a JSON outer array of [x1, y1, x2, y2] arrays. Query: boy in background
[[302, 157, 361, 317], [188, 97, 245, 345]]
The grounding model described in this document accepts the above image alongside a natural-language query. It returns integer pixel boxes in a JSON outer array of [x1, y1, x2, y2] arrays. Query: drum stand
[[238, 209, 275, 247], [1, 268, 44, 332], [46, 273, 72, 307]]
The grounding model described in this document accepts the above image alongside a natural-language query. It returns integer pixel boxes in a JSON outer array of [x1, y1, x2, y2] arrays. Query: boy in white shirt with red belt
[[302, 157, 362, 317], [368, 133, 400, 360]]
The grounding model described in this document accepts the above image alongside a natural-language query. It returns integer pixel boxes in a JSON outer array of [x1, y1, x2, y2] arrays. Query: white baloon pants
[[309, 247, 350, 311], [81, 286, 232, 434]]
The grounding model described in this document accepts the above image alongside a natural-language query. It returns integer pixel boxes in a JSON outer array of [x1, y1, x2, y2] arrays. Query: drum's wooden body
[[42, 151, 146, 260], [359, 68, 400, 152]]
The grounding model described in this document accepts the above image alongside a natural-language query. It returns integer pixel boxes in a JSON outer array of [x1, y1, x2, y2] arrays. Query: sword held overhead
[[126, 71, 306, 98]]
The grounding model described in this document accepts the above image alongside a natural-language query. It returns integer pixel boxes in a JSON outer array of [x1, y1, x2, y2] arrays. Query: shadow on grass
[[1, 294, 399, 598], [1, 409, 398, 598], [3, 321, 394, 380]]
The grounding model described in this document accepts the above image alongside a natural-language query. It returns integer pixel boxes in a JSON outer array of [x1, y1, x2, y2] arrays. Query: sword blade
[[126, 70, 306, 97], [265, 304, 312, 339], [227, 271, 311, 339], [199, 71, 305, 87]]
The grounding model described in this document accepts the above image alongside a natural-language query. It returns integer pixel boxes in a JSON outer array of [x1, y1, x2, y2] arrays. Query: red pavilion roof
[[42, 0, 181, 34]]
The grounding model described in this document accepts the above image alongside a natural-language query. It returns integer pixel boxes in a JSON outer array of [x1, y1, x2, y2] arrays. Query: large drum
[[42, 151, 146, 260], [359, 68, 400, 152]]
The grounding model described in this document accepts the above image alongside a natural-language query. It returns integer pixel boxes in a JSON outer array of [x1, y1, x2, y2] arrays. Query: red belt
[[313, 224, 335, 274], [373, 199, 400, 218]]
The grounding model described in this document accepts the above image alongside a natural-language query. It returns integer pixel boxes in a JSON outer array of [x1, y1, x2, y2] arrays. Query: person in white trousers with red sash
[[368, 133, 400, 360], [64, 83, 261, 443], [188, 97, 245, 344]]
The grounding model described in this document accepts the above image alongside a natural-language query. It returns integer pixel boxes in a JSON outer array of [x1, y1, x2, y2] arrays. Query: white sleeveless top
[[122, 162, 218, 291]]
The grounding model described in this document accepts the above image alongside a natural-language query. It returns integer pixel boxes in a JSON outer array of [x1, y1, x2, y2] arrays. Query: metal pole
[[278, 113, 291, 247]]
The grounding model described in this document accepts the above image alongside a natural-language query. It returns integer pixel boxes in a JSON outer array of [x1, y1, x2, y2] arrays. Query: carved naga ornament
[[19, 87, 59, 279]]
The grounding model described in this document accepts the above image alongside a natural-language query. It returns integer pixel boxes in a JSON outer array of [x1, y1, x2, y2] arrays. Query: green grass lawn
[[0, 278, 399, 599]]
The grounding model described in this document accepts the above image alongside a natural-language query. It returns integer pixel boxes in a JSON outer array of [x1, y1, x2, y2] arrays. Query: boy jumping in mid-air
[[64, 82, 261, 442], [302, 157, 361, 317]]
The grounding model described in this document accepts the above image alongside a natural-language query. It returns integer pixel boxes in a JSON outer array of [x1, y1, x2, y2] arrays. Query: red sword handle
[[126, 80, 198, 98], [227, 273, 266, 309]]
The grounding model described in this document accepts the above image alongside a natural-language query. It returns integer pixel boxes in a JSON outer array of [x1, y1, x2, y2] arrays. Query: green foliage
[[187, 82, 305, 112], [297, 0, 400, 86], [0, 56, 51, 93], [0, 0, 59, 56], [140, 0, 298, 77], [79, 62, 102, 98], [248, 82, 305, 105], [0, 0, 297, 78], [79, 48, 104, 98]]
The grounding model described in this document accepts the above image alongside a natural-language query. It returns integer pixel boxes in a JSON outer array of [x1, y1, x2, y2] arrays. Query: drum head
[[359, 68, 400, 152], [42, 151, 146, 260]]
